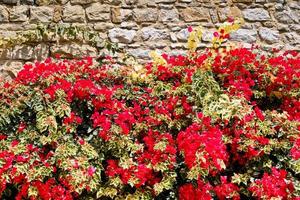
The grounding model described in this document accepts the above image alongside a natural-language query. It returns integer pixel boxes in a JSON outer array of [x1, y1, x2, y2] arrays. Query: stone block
[[86, 3, 110, 21], [50, 43, 97, 58], [141, 27, 169, 41], [111, 8, 132, 23], [243, 8, 270, 21], [180, 7, 210, 22], [159, 9, 179, 22], [63, 5, 85, 22], [10, 6, 29, 22], [108, 28, 136, 43], [0, 45, 34, 60], [70, 0, 98, 4], [230, 29, 258, 43], [0, 6, 9, 22], [133, 8, 158, 22], [259, 27, 280, 44], [30, 6, 54, 23]]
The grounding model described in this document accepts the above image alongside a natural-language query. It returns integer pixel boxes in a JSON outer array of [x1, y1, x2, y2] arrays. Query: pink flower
[[87, 166, 96, 176], [228, 17, 234, 23], [213, 32, 219, 37], [78, 138, 85, 145]]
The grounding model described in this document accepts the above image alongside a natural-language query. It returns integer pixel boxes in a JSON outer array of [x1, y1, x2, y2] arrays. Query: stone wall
[[0, 0, 299, 78]]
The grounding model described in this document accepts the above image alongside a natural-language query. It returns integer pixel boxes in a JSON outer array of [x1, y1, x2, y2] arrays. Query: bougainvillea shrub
[[0, 21, 300, 199]]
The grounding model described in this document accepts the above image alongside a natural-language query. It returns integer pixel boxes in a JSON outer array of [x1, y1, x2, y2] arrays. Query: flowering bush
[[0, 20, 300, 199]]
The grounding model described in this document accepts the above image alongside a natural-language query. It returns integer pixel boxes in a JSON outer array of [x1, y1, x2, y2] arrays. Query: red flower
[[254, 107, 265, 121], [11, 140, 19, 147], [215, 177, 240, 200], [249, 168, 295, 199], [228, 17, 234, 23], [18, 122, 26, 133], [179, 182, 213, 200], [290, 137, 300, 160], [87, 166, 96, 177]]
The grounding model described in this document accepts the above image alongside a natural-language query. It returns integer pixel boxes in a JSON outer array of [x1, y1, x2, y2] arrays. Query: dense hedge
[[0, 20, 300, 199]]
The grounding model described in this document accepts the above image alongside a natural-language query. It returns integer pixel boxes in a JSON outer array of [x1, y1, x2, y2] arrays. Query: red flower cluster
[[214, 176, 240, 200], [177, 114, 228, 175], [0, 45, 299, 199], [179, 181, 213, 200], [290, 137, 300, 160], [249, 168, 295, 199]]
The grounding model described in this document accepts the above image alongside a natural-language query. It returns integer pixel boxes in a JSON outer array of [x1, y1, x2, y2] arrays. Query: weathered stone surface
[[274, 11, 299, 23], [33, 44, 49, 60], [168, 49, 187, 56], [230, 29, 257, 43], [0, 6, 9, 22], [94, 22, 114, 31], [53, 5, 62, 22], [176, 29, 189, 42], [232, 0, 253, 2], [63, 5, 85, 22], [206, 9, 217, 24], [178, 0, 192, 2], [86, 3, 110, 21], [180, 7, 210, 22], [124, 0, 138, 5], [50, 44, 97, 58], [170, 32, 177, 42], [70, 0, 98, 4], [1, 45, 34, 60], [36, 0, 69, 5], [258, 27, 279, 44], [35, 0, 51, 5], [0, 24, 26, 31], [0, 60, 23, 81], [111, 7, 121, 23], [89, 13, 110, 22], [288, 1, 300, 9], [0, 60, 23, 73], [155, 0, 176, 3], [2, 0, 18, 4], [0, 31, 16, 38], [127, 48, 152, 59], [150, 41, 168, 48], [202, 30, 214, 42], [243, 8, 270, 21], [159, 9, 179, 22], [218, 6, 242, 21], [290, 24, 300, 32], [10, 6, 29, 22], [141, 27, 169, 41], [278, 24, 289, 31], [111, 8, 132, 23], [262, 21, 276, 28], [170, 43, 185, 49], [30, 6, 54, 23], [284, 32, 300, 44], [133, 8, 158, 22], [108, 28, 136, 43], [120, 22, 138, 29], [54, 0, 70, 4], [103, 0, 122, 5], [20, 0, 35, 4]]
